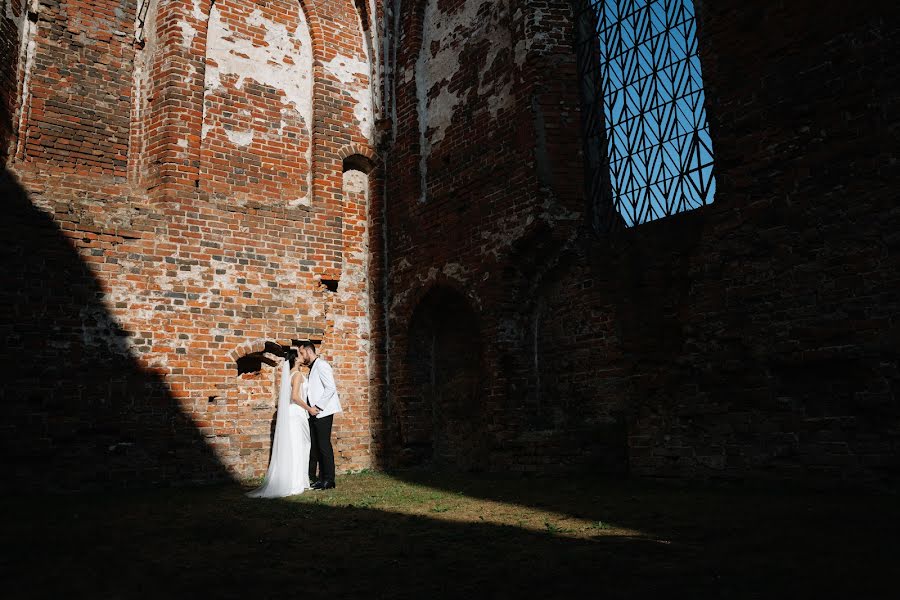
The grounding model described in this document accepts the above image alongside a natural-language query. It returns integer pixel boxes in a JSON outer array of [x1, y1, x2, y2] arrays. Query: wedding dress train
[[246, 361, 311, 498]]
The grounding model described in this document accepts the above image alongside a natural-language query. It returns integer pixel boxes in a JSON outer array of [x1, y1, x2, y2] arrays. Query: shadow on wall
[[0, 106, 230, 491], [400, 286, 486, 471]]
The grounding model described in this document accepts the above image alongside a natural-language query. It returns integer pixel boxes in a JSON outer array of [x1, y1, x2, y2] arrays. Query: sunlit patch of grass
[[266, 471, 640, 540]]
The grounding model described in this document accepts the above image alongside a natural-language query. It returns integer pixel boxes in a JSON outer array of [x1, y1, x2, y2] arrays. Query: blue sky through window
[[594, 0, 715, 226]]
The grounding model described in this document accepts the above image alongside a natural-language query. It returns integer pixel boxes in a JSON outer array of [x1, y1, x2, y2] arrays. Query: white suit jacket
[[307, 357, 342, 419]]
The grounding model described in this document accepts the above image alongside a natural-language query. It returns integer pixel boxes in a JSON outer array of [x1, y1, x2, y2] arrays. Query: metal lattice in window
[[574, 0, 716, 230]]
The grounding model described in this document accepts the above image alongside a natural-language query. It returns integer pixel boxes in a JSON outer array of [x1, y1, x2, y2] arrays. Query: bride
[[247, 348, 314, 498]]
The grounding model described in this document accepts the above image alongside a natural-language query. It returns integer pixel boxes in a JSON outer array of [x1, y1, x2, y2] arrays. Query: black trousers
[[308, 414, 335, 482]]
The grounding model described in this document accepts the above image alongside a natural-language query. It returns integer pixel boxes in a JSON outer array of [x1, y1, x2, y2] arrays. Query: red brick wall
[[381, 0, 591, 471], [199, 0, 313, 206], [3, 0, 898, 489], [617, 1, 900, 482], [382, 0, 900, 483], [17, 0, 133, 175], [2, 0, 380, 489]]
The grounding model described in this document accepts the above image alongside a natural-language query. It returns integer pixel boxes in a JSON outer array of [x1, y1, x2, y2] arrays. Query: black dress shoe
[[319, 480, 335, 490], [310, 480, 324, 490]]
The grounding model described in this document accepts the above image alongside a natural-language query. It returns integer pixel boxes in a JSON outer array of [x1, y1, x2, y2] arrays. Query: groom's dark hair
[[297, 340, 316, 353]]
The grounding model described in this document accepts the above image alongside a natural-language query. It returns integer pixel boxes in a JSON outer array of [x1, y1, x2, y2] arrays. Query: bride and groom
[[247, 341, 342, 498]]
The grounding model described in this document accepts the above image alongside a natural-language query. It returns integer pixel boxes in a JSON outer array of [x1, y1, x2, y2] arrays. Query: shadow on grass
[[2, 473, 896, 598], [385, 470, 899, 597]]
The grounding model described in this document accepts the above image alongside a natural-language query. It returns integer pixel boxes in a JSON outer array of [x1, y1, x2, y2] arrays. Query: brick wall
[[2, 0, 380, 490], [2, 0, 898, 489], [199, 0, 314, 206], [381, 0, 594, 472], [382, 0, 900, 483], [18, 0, 133, 175], [616, 1, 900, 482]]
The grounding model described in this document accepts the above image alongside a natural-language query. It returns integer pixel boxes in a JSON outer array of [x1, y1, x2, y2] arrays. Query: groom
[[297, 340, 342, 490]]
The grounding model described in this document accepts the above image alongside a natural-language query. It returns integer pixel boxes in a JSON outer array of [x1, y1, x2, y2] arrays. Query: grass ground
[[2, 471, 896, 598]]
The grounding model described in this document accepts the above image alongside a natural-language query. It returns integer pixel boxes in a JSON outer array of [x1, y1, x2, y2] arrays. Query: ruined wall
[[383, 0, 900, 483], [200, 1, 312, 206], [614, 1, 900, 482], [382, 0, 596, 472], [2, 0, 381, 489], [17, 0, 133, 174], [2, 0, 897, 489]]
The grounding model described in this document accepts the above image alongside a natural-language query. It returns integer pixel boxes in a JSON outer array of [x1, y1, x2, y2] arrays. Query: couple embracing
[[247, 341, 342, 498]]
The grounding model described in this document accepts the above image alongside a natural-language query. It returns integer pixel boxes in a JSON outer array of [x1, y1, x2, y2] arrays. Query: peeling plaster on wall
[[338, 170, 372, 380], [388, 286, 412, 315], [179, 20, 198, 49], [365, 0, 382, 122], [202, 3, 314, 202], [225, 128, 254, 146], [480, 212, 535, 260], [5, 0, 32, 45], [512, 6, 527, 67], [441, 262, 471, 282], [523, 4, 555, 54], [344, 168, 368, 194], [475, 11, 515, 120], [3, 0, 21, 23], [11, 0, 39, 160], [415, 0, 515, 202], [538, 197, 582, 224], [190, 0, 205, 21], [514, 38, 527, 67], [204, 6, 313, 132], [476, 199, 582, 261], [323, 54, 374, 143]]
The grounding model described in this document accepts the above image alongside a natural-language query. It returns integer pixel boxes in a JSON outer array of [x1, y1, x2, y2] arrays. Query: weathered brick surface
[[2, 0, 898, 489], [615, 1, 900, 482], [381, 0, 900, 483], [199, 0, 314, 206], [2, 0, 379, 489], [18, 0, 134, 174], [381, 0, 593, 472]]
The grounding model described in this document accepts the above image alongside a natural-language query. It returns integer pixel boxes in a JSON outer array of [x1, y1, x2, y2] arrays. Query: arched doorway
[[403, 286, 485, 470]]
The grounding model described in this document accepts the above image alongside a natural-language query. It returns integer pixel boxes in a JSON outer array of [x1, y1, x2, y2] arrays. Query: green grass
[[2, 471, 896, 598]]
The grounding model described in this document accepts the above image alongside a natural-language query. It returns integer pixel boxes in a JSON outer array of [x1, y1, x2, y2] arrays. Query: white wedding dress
[[247, 361, 311, 498]]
